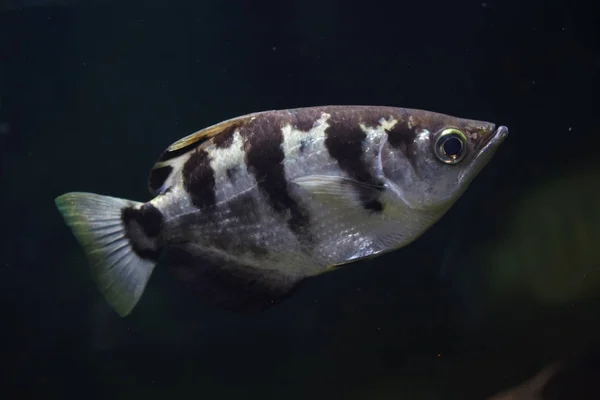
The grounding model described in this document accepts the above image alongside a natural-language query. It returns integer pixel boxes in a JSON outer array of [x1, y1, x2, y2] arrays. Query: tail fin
[[55, 192, 159, 317]]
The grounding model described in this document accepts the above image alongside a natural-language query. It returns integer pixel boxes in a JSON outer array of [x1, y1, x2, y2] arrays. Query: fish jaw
[[458, 125, 509, 186]]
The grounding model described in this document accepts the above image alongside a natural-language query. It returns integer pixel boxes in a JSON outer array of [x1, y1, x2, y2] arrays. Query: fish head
[[381, 110, 509, 212]]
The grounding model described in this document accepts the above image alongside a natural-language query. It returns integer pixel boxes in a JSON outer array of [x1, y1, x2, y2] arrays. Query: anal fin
[[166, 245, 305, 314]]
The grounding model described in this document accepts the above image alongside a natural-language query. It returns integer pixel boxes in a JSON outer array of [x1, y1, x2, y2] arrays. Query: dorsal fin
[[147, 113, 257, 196]]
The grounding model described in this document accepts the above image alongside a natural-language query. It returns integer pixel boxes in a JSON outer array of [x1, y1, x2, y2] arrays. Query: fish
[[487, 353, 600, 400], [54, 105, 508, 317], [487, 362, 562, 400]]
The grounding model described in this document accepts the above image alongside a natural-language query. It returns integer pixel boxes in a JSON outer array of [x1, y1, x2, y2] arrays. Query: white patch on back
[[152, 154, 189, 193], [358, 116, 399, 144], [281, 112, 331, 160], [204, 129, 253, 205], [206, 130, 245, 182], [416, 128, 430, 143]]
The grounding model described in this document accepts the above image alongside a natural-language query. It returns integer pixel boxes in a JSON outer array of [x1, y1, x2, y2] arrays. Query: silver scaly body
[[55, 105, 508, 316]]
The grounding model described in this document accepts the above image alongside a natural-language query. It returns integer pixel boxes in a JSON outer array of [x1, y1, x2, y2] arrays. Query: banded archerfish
[[55, 105, 508, 316]]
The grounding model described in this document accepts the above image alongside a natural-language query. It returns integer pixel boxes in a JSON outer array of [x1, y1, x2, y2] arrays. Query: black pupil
[[443, 136, 462, 158]]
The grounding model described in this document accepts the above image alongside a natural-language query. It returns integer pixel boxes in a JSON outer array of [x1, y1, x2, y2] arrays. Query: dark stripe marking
[[299, 139, 308, 154], [241, 113, 310, 236], [385, 122, 421, 169], [363, 199, 384, 212], [212, 125, 237, 149], [121, 204, 164, 260], [182, 148, 217, 209], [290, 107, 323, 132], [157, 145, 196, 163], [325, 113, 385, 212], [148, 165, 173, 195], [226, 166, 239, 182]]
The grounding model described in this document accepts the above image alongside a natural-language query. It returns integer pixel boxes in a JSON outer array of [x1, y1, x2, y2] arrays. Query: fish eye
[[434, 128, 468, 164]]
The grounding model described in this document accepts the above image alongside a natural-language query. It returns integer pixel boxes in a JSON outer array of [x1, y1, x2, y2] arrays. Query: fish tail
[[55, 192, 163, 317]]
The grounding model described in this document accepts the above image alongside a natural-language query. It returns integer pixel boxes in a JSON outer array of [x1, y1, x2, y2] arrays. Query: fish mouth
[[492, 125, 509, 142], [476, 124, 509, 158], [458, 125, 509, 184], [481, 125, 509, 150]]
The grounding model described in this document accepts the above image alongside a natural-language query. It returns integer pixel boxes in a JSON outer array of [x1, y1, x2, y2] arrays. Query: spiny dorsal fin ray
[[147, 113, 258, 196], [163, 116, 246, 155]]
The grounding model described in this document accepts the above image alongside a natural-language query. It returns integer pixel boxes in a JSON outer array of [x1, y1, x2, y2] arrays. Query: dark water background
[[1, 0, 599, 399]]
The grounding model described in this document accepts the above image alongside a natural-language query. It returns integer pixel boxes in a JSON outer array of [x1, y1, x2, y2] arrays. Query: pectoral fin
[[293, 175, 405, 272], [292, 174, 385, 210]]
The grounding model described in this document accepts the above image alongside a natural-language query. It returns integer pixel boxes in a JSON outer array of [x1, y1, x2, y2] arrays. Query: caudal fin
[[55, 192, 159, 317]]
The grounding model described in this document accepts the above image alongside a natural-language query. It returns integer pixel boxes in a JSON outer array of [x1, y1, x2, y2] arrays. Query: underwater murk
[[2, 1, 600, 399]]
